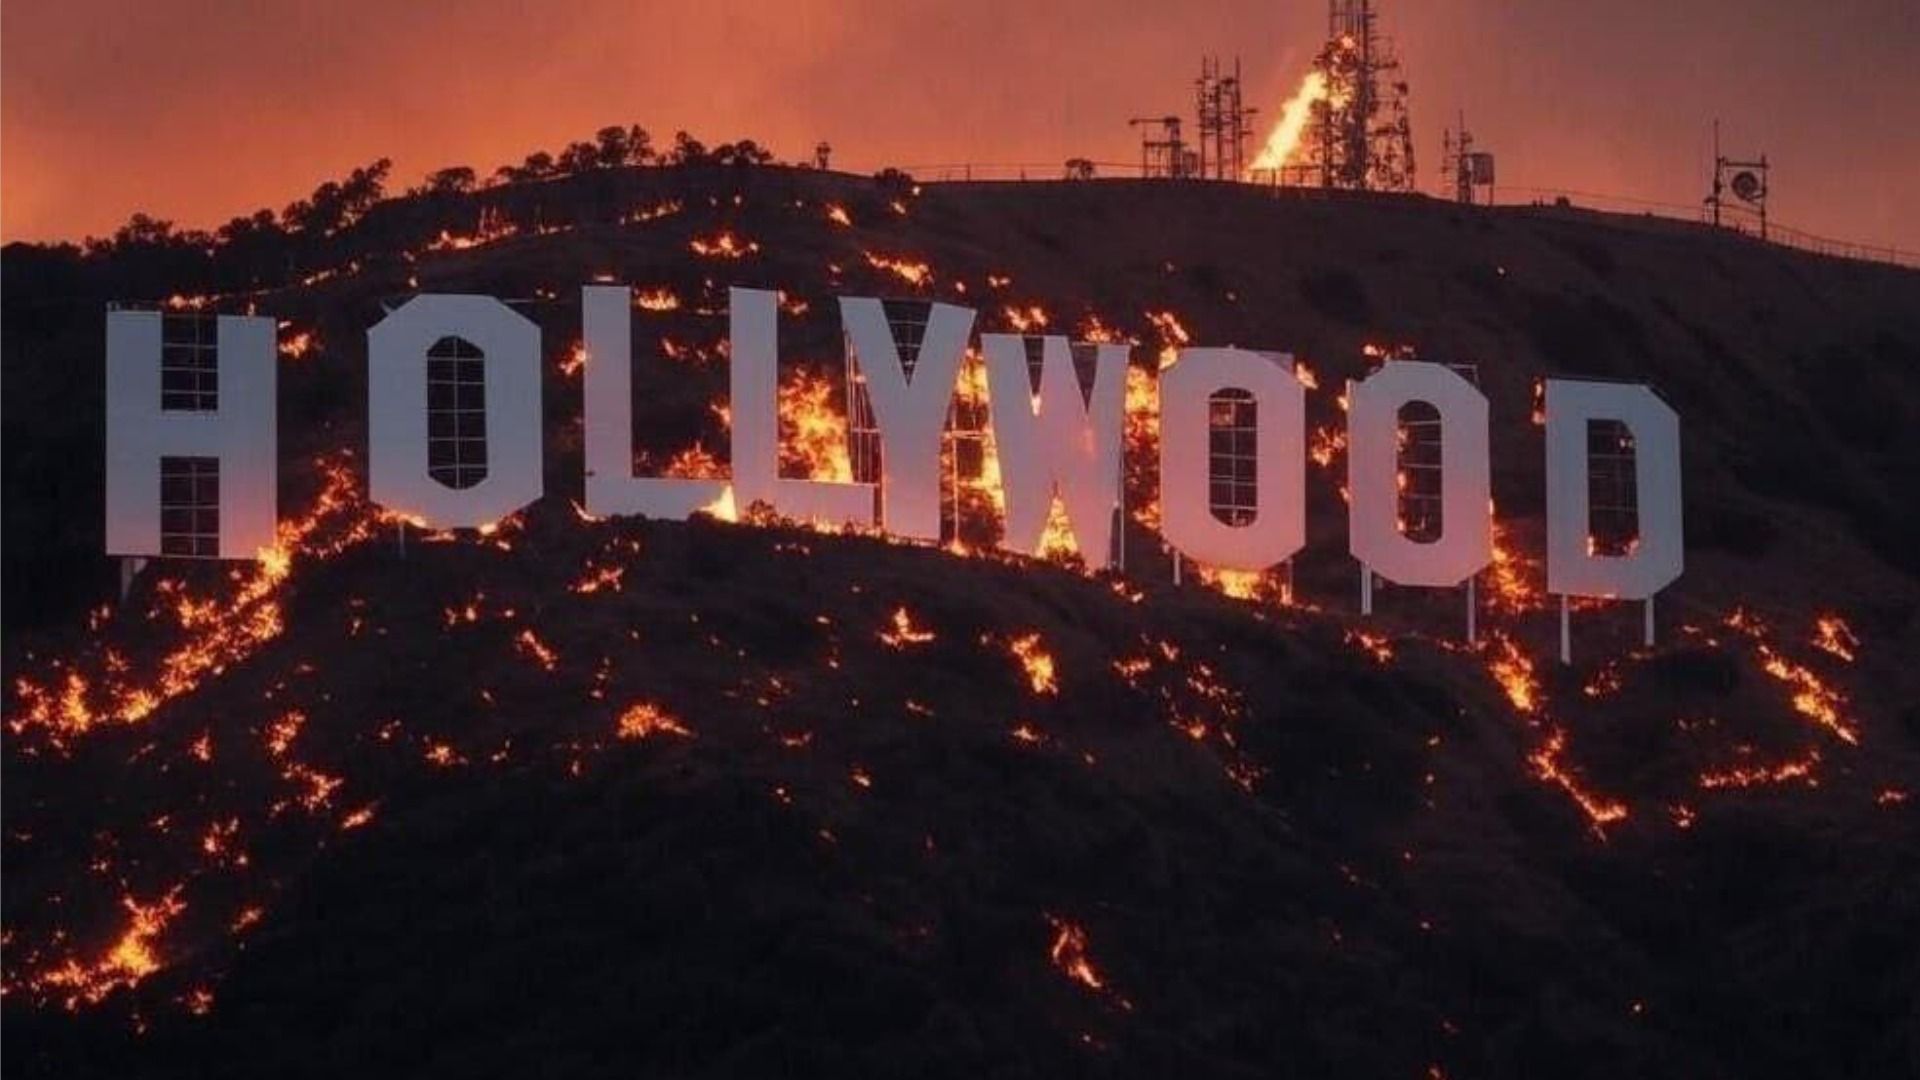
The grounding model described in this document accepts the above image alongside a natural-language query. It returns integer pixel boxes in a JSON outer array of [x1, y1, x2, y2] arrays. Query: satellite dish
[[1731, 170, 1765, 202]]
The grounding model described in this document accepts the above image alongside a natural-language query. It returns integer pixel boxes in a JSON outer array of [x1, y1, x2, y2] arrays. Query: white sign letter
[[369, 294, 542, 528], [1545, 379, 1682, 599], [729, 288, 874, 527], [981, 335, 1127, 566], [1347, 361, 1491, 587], [581, 285, 726, 518], [839, 297, 974, 541], [1159, 348, 1306, 571], [106, 310, 276, 559]]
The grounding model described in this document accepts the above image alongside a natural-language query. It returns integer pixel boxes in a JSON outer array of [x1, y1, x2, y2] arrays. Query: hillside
[[3, 165, 1918, 1078]]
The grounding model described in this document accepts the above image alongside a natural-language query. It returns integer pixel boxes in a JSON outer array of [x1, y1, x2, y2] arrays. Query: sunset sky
[[4, 0, 1917, 251]]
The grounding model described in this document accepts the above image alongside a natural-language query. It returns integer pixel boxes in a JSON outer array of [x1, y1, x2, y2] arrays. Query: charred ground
[[4, 164, 1918, 1078]]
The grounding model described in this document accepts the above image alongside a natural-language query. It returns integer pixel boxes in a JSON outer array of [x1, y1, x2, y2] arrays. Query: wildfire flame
[[1044, 915, 1106, 992], [9, 453, 384, 748], [616, 702, 693, 740], [515, 628, 560, 672], [863, 252, 933, 288], [1249, 71, 1330, 174], [1483, 632, 1539, 715], [1699, 747, 1820, 790], [1006, 632, 1060, 695], [879, 607, 936, 649], [779, 369, 855, 482], [1530, 729, 1629, 829], [690, 232, 758, 259], [634, 288, 681, 312], [1724, 610, 1858, 745], [24, 888, 187, 1009], [1812, 615, 1858, 662]]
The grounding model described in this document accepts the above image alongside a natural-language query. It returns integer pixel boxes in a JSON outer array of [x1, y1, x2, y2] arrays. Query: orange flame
[[23, 887, 186, 1009], [863, 252, 933, 287], [1045, 915, 1106, 992], [1006, 632, 1060, 695], [1249, 71, 1330, 174], [617, 702, 693, 740], [779, 369, 855, 483], [878, 606, 936, 649]]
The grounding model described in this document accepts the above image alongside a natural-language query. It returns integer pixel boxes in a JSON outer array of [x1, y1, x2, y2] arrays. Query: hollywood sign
[[104, 287, 1681, 652]]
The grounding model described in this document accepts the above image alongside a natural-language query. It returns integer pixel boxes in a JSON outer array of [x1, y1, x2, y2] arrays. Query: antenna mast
[[1195, 56, 1258, 180], [1705, 119, 1771, 239], [1129, 116, 1193, 179], [1308, 0, 1416, 191]]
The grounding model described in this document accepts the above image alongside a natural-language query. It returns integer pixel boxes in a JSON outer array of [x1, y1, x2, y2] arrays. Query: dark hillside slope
[[6, 511, 1916, 1078], [4, 166, 1918, 1078]]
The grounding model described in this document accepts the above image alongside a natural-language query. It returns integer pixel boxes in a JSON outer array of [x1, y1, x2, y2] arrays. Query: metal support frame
[[1559, 594, 1571, 665], [1707, 119, 1770, 240], [118, 556, 147, 602], [1194, 55, 1257, 181]]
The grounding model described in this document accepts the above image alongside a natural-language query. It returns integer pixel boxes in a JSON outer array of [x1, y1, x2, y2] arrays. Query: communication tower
[[1129, 116, 1195, 179], [1307, 0, 1416, 191], [1441, 112, 1495, 204], [1705, 121, 1769, 239], [1194, 56, 1258, 181]]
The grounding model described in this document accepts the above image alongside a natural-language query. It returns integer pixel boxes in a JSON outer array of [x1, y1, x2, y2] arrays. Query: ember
[[863, 252, 933, 287], [690, 232, 758, 259], [1044, 915, 1106, 992], [24, 887, 186, 1009], [879, 607, 936, 648], [1811, 615, 1858, 662], [616, 702, 692, 740], [1005, 632, 1060, 695]]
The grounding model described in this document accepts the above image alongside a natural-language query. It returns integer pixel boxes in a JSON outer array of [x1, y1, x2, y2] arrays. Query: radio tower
[[1308, 0, 1416, 191], [1194, 56, 1257, 181], [1128, 116, 1193, 179]]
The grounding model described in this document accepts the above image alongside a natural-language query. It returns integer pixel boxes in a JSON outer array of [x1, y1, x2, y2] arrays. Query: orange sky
[[4, 1, 1916, 251]]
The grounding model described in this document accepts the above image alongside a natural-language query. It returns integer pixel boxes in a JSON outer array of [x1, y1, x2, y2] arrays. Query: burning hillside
[[5, 158, 1919, 1078]]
